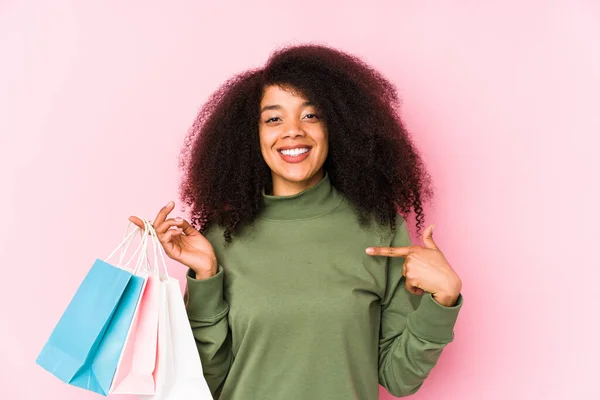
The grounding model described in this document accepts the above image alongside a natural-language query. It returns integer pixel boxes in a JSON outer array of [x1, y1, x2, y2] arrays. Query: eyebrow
[[260, 101, 314, 114]]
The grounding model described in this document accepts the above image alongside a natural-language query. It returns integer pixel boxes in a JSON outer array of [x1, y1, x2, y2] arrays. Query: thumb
[[128, 216, 146, 230], [422, 224, 440, 251], [405, 280, 425, 296]]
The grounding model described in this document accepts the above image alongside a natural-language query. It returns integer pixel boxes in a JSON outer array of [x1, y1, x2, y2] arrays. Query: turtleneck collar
[[260, 172, 343, 221]]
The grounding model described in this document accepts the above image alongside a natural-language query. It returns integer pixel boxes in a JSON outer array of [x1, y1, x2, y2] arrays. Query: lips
[[278, 147, 312, 163]]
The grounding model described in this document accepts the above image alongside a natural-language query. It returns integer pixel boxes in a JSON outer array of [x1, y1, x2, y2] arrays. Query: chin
[[281, 163, 322, 176], [277, 171, 314, 183]]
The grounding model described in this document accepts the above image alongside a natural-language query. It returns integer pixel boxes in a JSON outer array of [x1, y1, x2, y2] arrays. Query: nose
[[282, 119, 306, 139]]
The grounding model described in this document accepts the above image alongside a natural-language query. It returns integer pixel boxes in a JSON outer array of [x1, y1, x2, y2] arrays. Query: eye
[[304, 113, 319, 119], [265, 117, 281, 123]]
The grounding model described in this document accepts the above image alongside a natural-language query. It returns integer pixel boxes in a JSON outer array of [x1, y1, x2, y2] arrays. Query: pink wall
[[1, 1, 599, 399]]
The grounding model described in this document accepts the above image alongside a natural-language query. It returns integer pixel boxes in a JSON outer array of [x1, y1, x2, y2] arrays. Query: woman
[[130, 44, 463, 399]]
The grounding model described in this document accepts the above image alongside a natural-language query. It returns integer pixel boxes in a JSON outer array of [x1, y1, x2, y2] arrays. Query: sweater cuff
[[184, 265, 228, 321], [407, 292, 463, 343]]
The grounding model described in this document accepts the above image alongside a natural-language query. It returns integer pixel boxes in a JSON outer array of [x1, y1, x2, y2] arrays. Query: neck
[[260, 170, 342, 221], [270, 169, 325, 196]]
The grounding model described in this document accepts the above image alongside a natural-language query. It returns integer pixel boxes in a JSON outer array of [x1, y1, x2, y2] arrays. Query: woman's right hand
[[129, 201, 218, 280]]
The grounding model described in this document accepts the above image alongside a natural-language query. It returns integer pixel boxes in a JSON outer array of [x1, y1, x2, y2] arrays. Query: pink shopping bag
[[109, 273, 160, 394], [110, 218, 162, 395]]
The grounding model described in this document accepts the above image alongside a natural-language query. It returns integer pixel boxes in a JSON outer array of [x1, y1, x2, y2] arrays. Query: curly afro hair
[[178, 43, 434, 243]]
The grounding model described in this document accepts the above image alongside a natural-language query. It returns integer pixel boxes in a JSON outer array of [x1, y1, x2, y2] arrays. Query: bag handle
[[116, 218, 146, 267], [131, 218, 151, 274], [105, 218, 149, 270], [146, 218, 170, 279]]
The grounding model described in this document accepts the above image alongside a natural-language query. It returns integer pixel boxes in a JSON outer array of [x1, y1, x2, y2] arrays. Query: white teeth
[[280, 148, 310, 156]]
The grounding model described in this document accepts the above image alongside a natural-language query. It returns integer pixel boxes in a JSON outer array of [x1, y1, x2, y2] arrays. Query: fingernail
[[366, 247, 374, 254], [167, 201, 174, 207], [175, 217, 182, 222]]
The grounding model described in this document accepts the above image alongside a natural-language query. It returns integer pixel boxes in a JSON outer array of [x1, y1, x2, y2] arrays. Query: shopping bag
[[140, 225, 212, 400], [110, 218, 162, 395], [142, 276, 171, 399], [36, 220, 149, 396], [162, 276, 212, 398]]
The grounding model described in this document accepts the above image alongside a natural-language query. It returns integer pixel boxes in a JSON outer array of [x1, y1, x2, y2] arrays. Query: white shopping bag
[[140, 222, 212, 400]]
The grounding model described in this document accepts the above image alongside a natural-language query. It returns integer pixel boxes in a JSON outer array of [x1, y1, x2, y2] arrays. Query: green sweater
[[184, 172, 463, 399]]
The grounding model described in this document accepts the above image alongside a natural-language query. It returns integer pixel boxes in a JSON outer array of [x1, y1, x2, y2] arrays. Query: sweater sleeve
[[184, 264, 233, 399], [378, 215, 463, 397]]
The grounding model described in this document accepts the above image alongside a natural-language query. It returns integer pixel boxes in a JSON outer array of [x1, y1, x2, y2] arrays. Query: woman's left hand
[[366, 224, 462, 307]]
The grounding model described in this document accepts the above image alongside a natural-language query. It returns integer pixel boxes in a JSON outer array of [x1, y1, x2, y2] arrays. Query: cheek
[[258, 129, 269, 149], [318, 129, 329, 154], [321, 144, 329, 160], [258, 131, 276, 157]]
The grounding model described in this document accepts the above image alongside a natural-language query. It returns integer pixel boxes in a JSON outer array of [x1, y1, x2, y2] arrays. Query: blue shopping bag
[[36, 221, 150, 396]]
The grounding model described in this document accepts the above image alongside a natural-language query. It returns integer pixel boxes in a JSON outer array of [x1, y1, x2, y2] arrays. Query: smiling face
[[258, 84, 329, 196]]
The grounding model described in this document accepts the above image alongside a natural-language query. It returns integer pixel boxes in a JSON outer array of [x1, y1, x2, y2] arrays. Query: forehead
[[260, 84, 310, 106]]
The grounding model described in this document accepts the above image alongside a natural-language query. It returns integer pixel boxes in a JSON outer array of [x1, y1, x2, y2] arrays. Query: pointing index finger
[[365, 246, 411, 257]]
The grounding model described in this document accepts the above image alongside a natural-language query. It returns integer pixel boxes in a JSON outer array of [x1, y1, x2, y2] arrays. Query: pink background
[[1, 1, 599, 399]]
